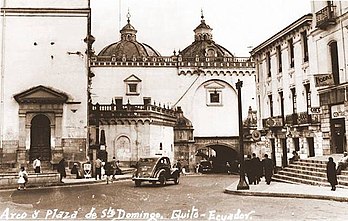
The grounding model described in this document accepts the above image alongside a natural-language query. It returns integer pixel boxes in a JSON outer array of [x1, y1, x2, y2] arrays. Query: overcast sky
[[91, 0, 311, 57]]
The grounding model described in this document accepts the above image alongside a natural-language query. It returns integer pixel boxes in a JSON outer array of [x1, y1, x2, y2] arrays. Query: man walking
[[33, 157, 41, 173], [262, 154, 274, 185], [94, 157, 102, 180]]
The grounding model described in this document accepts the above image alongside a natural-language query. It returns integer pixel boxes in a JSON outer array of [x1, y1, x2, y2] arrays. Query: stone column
[[17, 113, 27, 166]]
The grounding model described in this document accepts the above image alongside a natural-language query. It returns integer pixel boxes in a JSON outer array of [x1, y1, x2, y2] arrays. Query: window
[[268, 94, 273, 117], [329, 41, 339, 85], [266, 52, 271, 77], [304, 84, 311, 113], [128, 84, 137, 93], [291, 88, 297, 114], [276, 45, 282, 73], [124, 74, 141, 95], [288, 38, 294, 68], [207, 89, 222, 106], [301, 31, 309, 62], [279, 91, 284, 124]]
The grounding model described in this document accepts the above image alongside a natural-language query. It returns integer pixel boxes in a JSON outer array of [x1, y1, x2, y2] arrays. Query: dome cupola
[[194, 10, 213, 42], [98, 12, 161, 59]]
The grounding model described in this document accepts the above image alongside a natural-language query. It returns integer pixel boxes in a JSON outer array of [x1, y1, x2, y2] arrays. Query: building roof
[[179, 13, 233, 59], [98, 15, 161, 59]]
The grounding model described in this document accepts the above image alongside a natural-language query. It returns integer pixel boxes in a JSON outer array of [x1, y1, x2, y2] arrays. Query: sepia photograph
[[1, 0, 348, 220]]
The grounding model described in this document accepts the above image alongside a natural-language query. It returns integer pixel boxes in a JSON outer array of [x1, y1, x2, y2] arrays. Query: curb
[[224, 188, 348, 202], [0, 176, 133, 192]]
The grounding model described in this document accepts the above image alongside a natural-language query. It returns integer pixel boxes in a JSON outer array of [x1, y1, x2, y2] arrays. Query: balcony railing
[[262, 116, 283, 128], [316, 4, 336, 29], [285, 112, 321, 126]]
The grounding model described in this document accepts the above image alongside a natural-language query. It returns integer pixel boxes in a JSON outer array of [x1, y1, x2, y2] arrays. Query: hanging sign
[[331, 104, 345, 119], [314, 73, 334, 87]]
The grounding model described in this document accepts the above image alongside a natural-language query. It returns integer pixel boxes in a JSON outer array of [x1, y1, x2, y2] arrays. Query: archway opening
[[196, 145, 239, 173], [30, 114, 51, 162]]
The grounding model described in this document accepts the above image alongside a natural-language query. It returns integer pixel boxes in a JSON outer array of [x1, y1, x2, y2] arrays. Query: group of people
[[17, 157, 66, 190], [326, 152, 348, 191], [96, 157, 122, 183], [245, 153, 274, 185]]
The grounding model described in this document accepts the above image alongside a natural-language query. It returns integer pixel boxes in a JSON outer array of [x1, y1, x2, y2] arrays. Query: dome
[[179, 13, 233, 59], [98, 15, 161, 59]]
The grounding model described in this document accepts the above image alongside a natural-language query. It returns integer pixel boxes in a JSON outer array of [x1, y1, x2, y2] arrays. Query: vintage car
[[132, 156, 180, 187], [198, 160, 213, 173]]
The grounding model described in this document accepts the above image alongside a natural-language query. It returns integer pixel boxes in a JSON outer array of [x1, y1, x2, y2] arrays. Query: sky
[[91, 0, 312, 57]]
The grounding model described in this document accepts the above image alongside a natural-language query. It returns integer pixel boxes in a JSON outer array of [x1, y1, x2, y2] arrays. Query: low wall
[[0, 173, 60, 189]]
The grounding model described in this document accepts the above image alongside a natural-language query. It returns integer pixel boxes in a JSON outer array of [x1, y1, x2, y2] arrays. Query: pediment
[[204, 81, 225, 89], [124, 74, 142, 82], [14, 85, 68, 104]]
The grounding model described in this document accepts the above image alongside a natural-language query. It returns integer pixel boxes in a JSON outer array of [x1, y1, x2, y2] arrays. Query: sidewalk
[[58, 174, 133, 186], [225, 180, 348, 202]]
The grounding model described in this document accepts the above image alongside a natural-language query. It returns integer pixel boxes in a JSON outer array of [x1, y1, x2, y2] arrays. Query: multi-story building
[[0, 0, 90, 168], [311, 0, 348, 155], [252, 0, 348, 168], [251, 14, 322, 167]]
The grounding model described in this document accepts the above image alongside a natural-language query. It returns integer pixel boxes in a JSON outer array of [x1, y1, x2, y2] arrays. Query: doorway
[[30, 114, 51, 162], [281, 138, 288, 167], [331, 118, 346, 153], [308, 137, 315, 157]]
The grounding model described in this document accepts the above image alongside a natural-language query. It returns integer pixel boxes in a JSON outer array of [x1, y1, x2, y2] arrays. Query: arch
[[197, 144, 239, 173], [30, 114, 51, 162], [113, 135, 131, 161]]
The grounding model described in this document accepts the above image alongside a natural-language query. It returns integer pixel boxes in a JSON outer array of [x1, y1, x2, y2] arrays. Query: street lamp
[[236, 79, 249, 190]]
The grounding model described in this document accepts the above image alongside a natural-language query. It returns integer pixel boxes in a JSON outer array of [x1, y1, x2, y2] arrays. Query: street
[[0, 174, 347, 220]]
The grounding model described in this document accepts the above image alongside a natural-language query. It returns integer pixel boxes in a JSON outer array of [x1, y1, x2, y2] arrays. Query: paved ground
[[1, 174, 348, 221]]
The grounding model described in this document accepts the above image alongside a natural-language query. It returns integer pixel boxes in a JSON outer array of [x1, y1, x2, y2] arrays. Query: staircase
[[272, 156, 348, 188]]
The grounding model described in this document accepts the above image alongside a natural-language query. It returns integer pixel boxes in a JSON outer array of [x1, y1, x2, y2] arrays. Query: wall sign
[[331, 104, 345, 119]]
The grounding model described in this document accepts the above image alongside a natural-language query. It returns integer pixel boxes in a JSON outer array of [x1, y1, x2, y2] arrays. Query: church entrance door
[[30, 114, 51, 162]]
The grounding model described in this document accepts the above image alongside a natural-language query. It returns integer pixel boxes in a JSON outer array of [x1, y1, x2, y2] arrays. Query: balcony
[[316, 4, 336, 29], [263, 116, 284, 128], [285, 114, 298, 126], [285, 112, 321, 126]]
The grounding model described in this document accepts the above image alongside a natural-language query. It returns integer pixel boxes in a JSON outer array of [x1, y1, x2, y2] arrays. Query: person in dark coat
[[57, 158, 66, 183], [244, 155, 253, 184], [327, 157, 338, 191], [262, 154, 274, 185], [250, 153, 262, 184]]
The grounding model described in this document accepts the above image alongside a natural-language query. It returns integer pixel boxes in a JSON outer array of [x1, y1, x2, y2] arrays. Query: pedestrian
[[104, 161, 113, 184], [262, 154, 274, 185], [327, 157, 338, 191], [57, 158, 66, 183], [33, 157, 41, 173], [336, 152, 348, 175], [289, 151, 300, 164], [244, 155, 253, 184], [17, 166, 28, 190], [94, 157, 102, 180], [226, 161, 232, 175], [175, 160, 182, 174], [250, 153, 261, 184], [71, 163, 82, 179]]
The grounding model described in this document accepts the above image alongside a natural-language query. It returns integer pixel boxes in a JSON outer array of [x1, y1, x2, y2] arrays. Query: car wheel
[[159, 175, 166, 186], [135, 180, 141, 187], [174, 175, 180, 185]]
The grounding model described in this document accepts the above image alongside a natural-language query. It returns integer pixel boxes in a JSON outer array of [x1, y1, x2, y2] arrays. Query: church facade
[[90, 13, 256, 171], [0, 1, 256, 172]]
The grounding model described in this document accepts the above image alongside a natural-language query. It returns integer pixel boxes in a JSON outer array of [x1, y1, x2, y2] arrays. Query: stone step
[[291, 161, 327, 168], [278, 168, 348, 182], [272, 173, 348, 189], [284, 167, 348, 179]]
